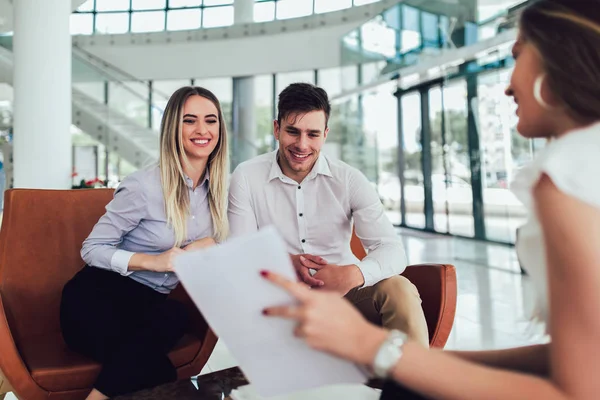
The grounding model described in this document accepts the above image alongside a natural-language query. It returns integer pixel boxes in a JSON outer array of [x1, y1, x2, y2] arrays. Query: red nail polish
[[260, 270, 269, 277]]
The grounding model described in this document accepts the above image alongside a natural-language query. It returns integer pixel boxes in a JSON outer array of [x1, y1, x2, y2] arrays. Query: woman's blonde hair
[[159, 86, 229, 246]]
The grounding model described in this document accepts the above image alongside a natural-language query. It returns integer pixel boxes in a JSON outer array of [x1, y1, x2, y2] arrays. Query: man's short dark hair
[[277, 83, 331, 127]]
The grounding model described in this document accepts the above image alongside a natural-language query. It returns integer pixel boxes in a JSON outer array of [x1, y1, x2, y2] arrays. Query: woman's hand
[[130, 247, 185, 273], [183, 237, 217, 252], [261, 270, 388, 366]]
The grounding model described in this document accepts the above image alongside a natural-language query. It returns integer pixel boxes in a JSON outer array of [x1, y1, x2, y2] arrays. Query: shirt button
[[165, 273, 168, 277], [299, 213, 303, 217], [192, 215, 195, 219], [301, 239, 306, 243], [297, 185, 301, 189]]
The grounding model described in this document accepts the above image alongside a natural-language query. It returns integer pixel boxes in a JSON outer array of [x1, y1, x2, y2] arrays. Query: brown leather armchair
[[0, 189, 217, 400], [350, 229, 457, 348]]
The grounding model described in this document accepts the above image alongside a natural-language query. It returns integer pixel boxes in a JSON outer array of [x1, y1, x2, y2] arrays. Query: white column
[[13, 0, 72, 189], [232, 0, 257, 168]]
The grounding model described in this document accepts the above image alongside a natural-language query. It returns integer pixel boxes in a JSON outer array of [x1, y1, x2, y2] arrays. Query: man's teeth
[[292, 153, 309, 159], [193, 139, 209, 144]]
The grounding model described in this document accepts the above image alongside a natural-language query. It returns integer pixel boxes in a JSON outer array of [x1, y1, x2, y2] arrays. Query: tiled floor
[[198, 228, 546, 376], [5, 230, 545, 399]]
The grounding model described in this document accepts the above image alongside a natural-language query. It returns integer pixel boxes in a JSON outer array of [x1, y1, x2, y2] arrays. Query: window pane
[[95, 0, 130, 12], [203, 0, 233, 5], [276, 71, 314, 93], [254, 1, 275, 22], [361, 17, 396, 58], [167, 8, 201, 30], [73, 82, 105, 104], [132, 0, 166, 10], [109, 82, 149, 129], [276, 0, 312, 20], [402, 5, 419, 31], [368, 82, 400, 225], [401, 92, 425, 229], [315, 0, 352, 14], [421, 12, 439, 46], [71, 13, 94, 35], [202, 5, 234, 28], [77, 0, 95, 12], [353, 0, 380, 5], [253, 74, 274, 154], [131, 11, 166, 33], [169, 0, 202, 7], [151, 80, 191, 129], [95, 13, 129, 34]]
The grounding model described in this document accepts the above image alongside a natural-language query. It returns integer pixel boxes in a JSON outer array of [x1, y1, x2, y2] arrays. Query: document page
[[174, 226, 367, 397]]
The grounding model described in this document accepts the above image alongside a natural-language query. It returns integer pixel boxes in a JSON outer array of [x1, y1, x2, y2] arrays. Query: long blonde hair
[[159, 86, 229, 246]]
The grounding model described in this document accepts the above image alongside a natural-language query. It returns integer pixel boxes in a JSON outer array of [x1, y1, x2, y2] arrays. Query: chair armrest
[[402, 264, 457, 349], [0, 291, 47, 400], [168, 286, 218, 378]]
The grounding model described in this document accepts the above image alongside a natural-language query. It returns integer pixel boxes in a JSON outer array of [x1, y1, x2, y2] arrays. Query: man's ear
[[273, 120, 280, 141], [323, 126, 329, 140]]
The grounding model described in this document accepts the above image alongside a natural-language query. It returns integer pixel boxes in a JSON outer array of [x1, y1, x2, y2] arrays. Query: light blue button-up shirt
[[81, 164, 213, 294]]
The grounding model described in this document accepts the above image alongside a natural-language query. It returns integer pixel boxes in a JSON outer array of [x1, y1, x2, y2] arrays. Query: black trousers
[[60, 266, 189, 397], [380, 380, 432, 400]]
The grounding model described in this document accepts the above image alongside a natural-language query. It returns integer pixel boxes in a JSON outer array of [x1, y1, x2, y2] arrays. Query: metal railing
[[72, 44, 171, 116]]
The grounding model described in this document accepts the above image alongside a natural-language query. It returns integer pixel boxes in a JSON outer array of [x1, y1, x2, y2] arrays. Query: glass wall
[[363, 81, 399, 225], [400, 92, 424, 229], [151, 80, 191, 129], [478, 69, 532, 243], [72, 0, 384, 35], [276, 71, 315, 93], [441, 81, 473, 238], [254, 74, 275, 154], [108, 81, 149, 128]]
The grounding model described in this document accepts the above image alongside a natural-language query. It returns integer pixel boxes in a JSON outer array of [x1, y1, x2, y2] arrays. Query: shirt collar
[[268, 150, 333, 183], [184, 168, 210, 189]]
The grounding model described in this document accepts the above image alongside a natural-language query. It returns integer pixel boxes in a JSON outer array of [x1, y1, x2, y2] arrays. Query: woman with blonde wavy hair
[[60, 86, 229, 400], [262, 0, 600, 399]]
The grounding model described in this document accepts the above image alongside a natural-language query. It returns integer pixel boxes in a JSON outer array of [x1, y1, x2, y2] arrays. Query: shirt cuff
[[356, 258, 380, 287], [110, 250, 135, 276]]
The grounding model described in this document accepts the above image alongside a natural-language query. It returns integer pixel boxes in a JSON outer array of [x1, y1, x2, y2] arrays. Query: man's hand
[[290, 254, 328, 287], [183, 237, 216, 252], [312, 264, 365, 296]]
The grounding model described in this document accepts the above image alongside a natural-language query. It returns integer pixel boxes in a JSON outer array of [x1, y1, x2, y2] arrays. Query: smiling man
[[228, 83, 428, 346]]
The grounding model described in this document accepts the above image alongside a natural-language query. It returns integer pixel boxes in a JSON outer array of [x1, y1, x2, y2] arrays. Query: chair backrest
[[0, 189, 115, 348], [350, 229, 456, 348]]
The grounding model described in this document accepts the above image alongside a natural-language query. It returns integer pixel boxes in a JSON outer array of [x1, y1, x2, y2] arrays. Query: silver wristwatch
[[372, 329, 408, 378]]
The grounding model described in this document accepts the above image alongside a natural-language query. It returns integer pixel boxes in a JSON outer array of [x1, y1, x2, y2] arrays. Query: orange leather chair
[[350, 230, 457, 348], [0, 189, 217, 400]]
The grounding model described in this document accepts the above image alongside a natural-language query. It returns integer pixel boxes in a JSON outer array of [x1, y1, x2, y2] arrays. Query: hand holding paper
[[173, 226, 366, 397]]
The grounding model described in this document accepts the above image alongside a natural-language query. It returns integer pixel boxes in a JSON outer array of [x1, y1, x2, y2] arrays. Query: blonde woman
[[262, 0, 600, 399], [60, 87, 229, 400]]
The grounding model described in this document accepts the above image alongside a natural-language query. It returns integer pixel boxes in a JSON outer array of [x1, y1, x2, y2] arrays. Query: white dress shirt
[[228, 150, 407, 287]]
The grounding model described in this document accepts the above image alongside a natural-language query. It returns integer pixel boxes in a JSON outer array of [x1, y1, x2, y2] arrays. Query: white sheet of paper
[[230, 383, 380, 400], [174, 226, 367, 397]]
